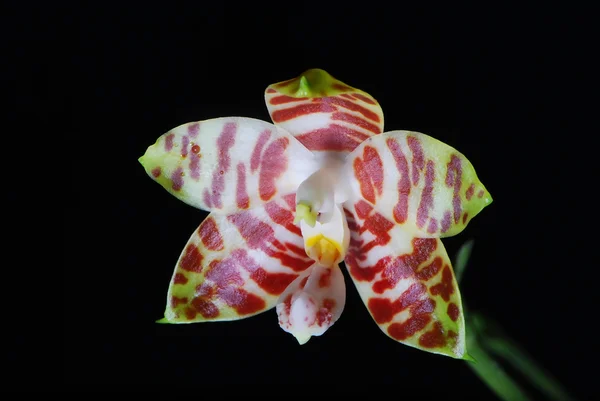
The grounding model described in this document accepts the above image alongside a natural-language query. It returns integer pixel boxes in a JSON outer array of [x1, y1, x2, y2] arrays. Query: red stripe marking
[[323, 97, 380, 122], [441, 211, 452, 233], [191, 298, 219, 318], [165, 133, 174, 151], [446, 155, 463, 224], [173, 273, 188, 284], [407, 136, 424, 185], [286, 242, 307, 256], [429, 265, 455, 301], [447, 303, 459, 321], [197, 255, 266, 316], [181, 135, 189, 158], [417, 160, 435, 229], [419, 322, 447, 348], [265, 200, 302, 237], [372, 238, 437, 293], [354, 200, 374, 220], [332, 83, 352, 91], [282, 193, 296, 210], [189, 150, 201, 180], [180, 244, 203, 273], [271, 103, 335, 123], [259, 137, 289, 201], [207, 122, 236, 208], [465, 183, 475, 200], [250, 129, 271, 174], [368, 282, 429, 324], [353, 146, 383, 204], [233, 249, 297, 295], [188, 123, 199, 138], [269, 95, 308, 105], [171, 296, 188, 307], [416, 256, 443, 281], [171, 167, 184, 191], [387, 138, 411, 224], [332, 111, 380, 134], [297, 124, 369, 152], [236, 163, 250, 209], [427, 218, 438, 234], [228, 212, 313, 272], [198, 217, 224, 251], [352, 93, 376, 105], [266, 88, 277, 93]]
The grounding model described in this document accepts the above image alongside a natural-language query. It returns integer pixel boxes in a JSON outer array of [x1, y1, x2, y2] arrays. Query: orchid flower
[[139, 69, 492, 359]]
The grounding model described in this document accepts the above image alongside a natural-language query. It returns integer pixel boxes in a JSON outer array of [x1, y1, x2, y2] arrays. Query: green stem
[[483, 337, 577, 401], [466, 336, 533, 401]]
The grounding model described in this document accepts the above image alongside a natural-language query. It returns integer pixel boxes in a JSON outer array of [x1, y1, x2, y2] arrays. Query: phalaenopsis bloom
[[140, 69, 492, 359]]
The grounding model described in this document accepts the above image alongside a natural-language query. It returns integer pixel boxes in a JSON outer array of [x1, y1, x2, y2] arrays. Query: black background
[[37, 2, 593, 398]]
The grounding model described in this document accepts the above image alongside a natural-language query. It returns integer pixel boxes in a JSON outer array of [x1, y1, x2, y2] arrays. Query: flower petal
[[343, 130, 492, 238], [140, 117, 318, 214], [276, 263, 346, 344], [343, 201, 467, 359], [265, 69, 384, 153], [160, 194, 314, 323]]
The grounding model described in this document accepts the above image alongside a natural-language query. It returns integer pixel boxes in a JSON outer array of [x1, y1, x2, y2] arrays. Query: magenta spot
[[386, 138, 410, 223], [407, 136, 424, 185], [417, 161, 435, 229], [181, 135, 189, 158], [250, 130, 271, 173], [445, 155, 463, 224], [477, 189, 485, 198], [465, 183, 475, 200], [206, 122, 236, 208], [441, 211, 451, 233], [203, 188, 212, 208], [171, 167, 184, 191], [165, 133, 174, 151], [151, 167, 161, 178], [188, 123, 199, 138], [236, 163, 250, 209], [427, 218, 438, 234], [190, 152, 201, 180]]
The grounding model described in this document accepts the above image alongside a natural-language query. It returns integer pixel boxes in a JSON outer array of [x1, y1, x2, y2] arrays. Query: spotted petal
[[140, 117, 318, 214], [276, 263, 346, 344], [265, 69, 384, 153], [160, 194, 314, 323], [344, 130, 492, 238], [343, 200, 467, 359]]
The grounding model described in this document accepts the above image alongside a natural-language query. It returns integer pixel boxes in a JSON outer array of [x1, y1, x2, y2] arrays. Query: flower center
[[305, 234, 342, 267], [294, 156, 350, 267]]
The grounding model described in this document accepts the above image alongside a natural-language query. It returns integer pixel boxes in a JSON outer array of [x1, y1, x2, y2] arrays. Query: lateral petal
[[160, 194, 314, 323], [140, 117, 318, 214], [343, 199, 467, 359], [344, 130, 492, 238]]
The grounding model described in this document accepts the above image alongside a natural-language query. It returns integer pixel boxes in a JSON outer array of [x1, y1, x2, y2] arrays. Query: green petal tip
[[156, 317, 171, 324]]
